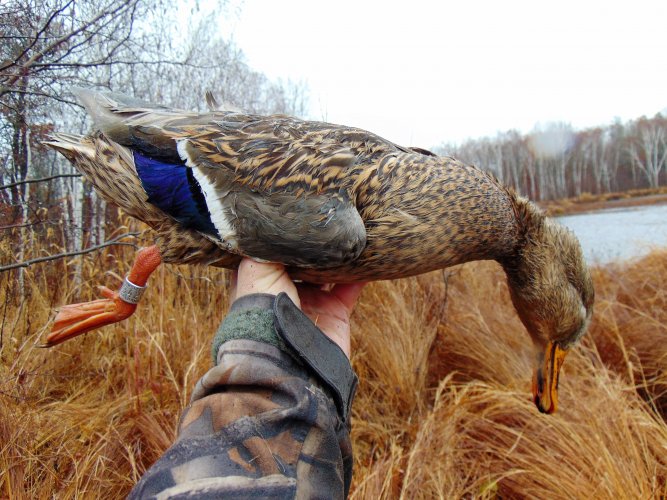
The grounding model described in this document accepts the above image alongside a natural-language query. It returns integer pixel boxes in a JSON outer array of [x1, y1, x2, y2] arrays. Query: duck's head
[[502, 202, 594, 414]]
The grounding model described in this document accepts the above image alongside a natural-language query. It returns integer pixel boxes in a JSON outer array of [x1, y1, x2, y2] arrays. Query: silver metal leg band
[[118, 277, 146, 304]]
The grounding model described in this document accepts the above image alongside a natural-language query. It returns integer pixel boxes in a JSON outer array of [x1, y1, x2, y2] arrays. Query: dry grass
[[350, 259, 667, 499], [1, 233, 667, 498]]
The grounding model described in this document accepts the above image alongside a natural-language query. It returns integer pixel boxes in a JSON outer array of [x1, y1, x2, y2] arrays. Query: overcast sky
[[222, 0, 667, 148]]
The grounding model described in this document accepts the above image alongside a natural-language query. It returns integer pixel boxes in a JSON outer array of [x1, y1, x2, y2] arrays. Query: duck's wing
[[77, 89, 378, 268]]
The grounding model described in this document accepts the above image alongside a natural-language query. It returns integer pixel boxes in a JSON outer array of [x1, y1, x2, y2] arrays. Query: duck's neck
[[350, 156, 532, 279], [497, 205, 594, 352]]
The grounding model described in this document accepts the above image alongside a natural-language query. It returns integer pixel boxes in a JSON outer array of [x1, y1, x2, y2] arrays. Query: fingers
[[295, 282, 366, 320], [330, 282, 366, 313], [229, 270, 238, 303], [295, 283, 365, 360], [323, 320, 351, 358], [235, 258, 300, 307]]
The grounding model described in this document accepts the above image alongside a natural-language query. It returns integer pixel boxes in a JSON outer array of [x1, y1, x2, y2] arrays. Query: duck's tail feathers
[[205, 90, 219, 111], [204, 90, 243, 113], [72, 88, 201, 163], [73, 88, 165, 145], [44, 131, 136, 177], [43, 132, 94, 162]]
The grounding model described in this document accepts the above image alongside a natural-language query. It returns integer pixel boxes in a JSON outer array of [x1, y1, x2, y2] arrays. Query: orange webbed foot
[[43, 245, 162, 347], [45, 286, 138, 347]]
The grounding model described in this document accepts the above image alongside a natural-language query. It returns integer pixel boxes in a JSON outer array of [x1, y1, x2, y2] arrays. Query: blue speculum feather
[[133, 151, 219, 238]]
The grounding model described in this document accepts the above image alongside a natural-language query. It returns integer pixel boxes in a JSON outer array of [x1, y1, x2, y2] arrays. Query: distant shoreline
[[539, 187, 667, 216]]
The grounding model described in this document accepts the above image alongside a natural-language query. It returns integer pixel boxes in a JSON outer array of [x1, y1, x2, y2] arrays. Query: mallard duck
[[44, 89, 594, 414]]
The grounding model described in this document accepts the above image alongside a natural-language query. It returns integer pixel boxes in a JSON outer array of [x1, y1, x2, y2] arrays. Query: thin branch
[[0, 0, 75, 73], [32, 1, 134, 69], [30, 59, 219, 69], [0, 173, 81, 190], [0, 232, 141, 273], [0, 1, 132, 97], [0, 219, 48, 230], [1, 219, 111, 231], [0, 87, 82, 107]]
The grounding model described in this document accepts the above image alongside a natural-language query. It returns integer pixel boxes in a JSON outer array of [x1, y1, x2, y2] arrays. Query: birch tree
[[627, 117, 667, 188]]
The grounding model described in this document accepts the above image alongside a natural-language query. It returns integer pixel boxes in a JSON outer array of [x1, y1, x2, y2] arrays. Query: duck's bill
[[532, 341, 569, 414]]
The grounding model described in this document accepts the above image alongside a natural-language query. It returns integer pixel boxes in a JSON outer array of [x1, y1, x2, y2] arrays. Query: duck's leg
[[44, 245, 162, 347]]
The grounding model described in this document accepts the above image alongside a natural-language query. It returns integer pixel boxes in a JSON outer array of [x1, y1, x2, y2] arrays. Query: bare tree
[[143, 16, 309, 116], [627, 117, 667, 188]]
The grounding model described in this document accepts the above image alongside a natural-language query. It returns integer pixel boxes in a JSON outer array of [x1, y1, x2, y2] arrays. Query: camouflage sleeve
[[128, 292, 358, 499]]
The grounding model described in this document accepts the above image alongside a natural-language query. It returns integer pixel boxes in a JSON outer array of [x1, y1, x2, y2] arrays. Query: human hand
[[231, 259, 365, 358]]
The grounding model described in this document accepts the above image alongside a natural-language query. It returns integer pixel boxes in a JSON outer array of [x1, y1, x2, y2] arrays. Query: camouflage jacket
[[128, 292, 358, 499]]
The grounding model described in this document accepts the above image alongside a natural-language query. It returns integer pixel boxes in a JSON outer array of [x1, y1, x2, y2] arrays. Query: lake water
[[558, 204, 667, 264]]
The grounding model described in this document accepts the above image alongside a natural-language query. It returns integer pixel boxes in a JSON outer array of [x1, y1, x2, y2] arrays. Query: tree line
[[436, 114, 667, 201]]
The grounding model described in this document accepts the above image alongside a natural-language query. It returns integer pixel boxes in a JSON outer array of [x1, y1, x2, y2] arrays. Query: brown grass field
[[1, 225, 667, 498]]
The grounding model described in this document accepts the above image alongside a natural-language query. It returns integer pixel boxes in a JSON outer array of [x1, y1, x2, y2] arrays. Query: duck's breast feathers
[[206, 168, 367, 268]]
